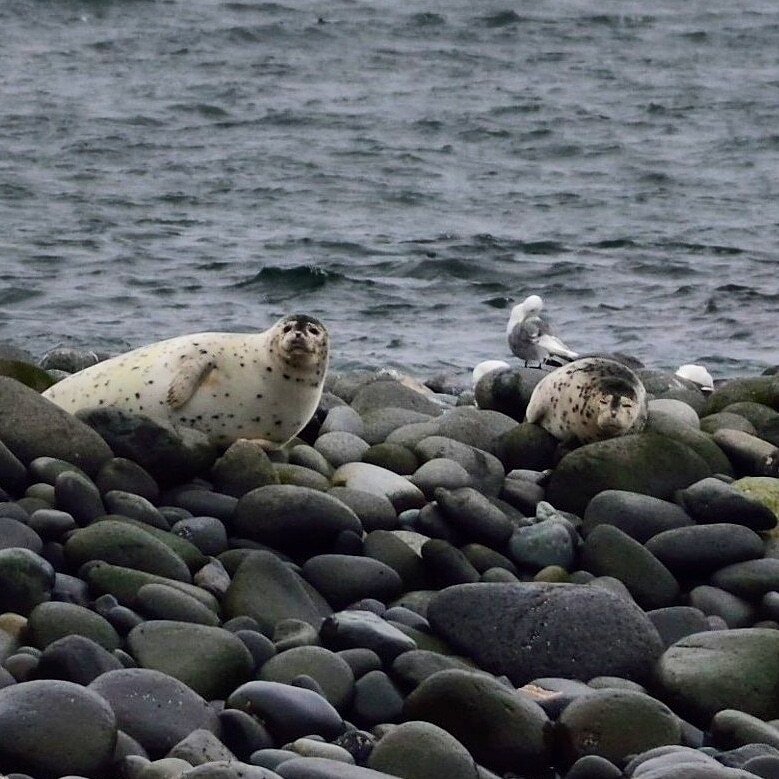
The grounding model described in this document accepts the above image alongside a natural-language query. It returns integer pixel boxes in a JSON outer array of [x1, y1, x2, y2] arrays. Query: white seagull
[[506, 294, 578, 366]]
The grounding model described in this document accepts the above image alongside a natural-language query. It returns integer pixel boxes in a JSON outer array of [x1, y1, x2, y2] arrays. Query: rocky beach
[[0, 347, 779, 779]]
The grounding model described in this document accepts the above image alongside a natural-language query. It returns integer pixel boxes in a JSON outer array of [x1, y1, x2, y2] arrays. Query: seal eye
[[282, 324, 293, 333], [308, 326, 320, 336]]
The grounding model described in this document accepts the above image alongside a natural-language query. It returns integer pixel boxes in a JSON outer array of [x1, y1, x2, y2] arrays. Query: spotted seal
[[43, 314, 329, 448], [525, 357, 648, 444]]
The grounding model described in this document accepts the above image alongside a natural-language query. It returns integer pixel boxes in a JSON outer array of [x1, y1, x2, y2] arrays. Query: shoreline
[[0, 351, 777, 778]]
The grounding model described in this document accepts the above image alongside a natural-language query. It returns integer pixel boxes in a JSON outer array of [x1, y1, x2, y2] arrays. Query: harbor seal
[[506, 294, 578, 366], [525, 357, 648, 444], [42, 314, 329, 448]]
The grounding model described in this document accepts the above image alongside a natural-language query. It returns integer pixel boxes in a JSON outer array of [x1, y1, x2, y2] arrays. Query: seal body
[[43, 314, 329, 447], [506, 294, 578, 366], [525, 357, 648, 444]]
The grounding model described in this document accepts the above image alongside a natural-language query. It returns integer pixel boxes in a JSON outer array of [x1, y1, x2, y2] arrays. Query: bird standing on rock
[[506, 294, 578, 367]]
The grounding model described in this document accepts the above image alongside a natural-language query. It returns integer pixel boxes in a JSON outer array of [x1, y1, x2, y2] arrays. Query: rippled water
[[2, 0, 778, 378]]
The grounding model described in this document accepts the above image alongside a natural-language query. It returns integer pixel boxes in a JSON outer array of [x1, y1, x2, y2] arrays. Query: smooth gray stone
[[136, 583, 221, 626], [182, 761, 283, 778], [414, 436, 504, 497], [233, 485, 362, 558], [647, 607, 712, 648], [172, 490, 238, 522], [421, 539, 480, 587], [409, 459, 472, 499], [390, 649, 478, 690], [54, 470, 106, 526], [27, 601, 121, 651], [210, 439, 279, 498], [276, 757, 400, 778], [104, 489, 168, 529], [0, 377, 113, 475], [95, 456, 159, 503], [259, 646, 355, 712], [580, 524, 679, 610], [655, 629, 779, 725], [434, 405, 517, 456], [403, 669, 549, 774], [434, 486, 513, 547], [315, 431, 370, 467], [428, 582, 663, 685], [223, 551, 332, 634], [28, 508, 77, 540], [128, 620, 255, 700], [167, 728, 236, 766], [227, 680, 345, 743], [34, 634, 123, 685], [351, 380, 443, 417], [89, 668, 220, 757], [320, 406, 365, 437], [0, 679, 117, 777], [0, 516, 42, 553], [557, 689, 681, 765], [677, 477, 777, 531], [711, 558, 779, 600], [582, 490, 694, 543], [0, 547, 54, 616], [326, 488, 398, 533], [302, 554, 403, 609], [350, 669, 404, 729], [645, 523, 764, 576], [508, 520, 576, 572], [710, 709, 779, 751], [320, 609, 416, 664], [368, 720, 479, 779], [689, 585, 757, 628], [171, 516, 228, 557]]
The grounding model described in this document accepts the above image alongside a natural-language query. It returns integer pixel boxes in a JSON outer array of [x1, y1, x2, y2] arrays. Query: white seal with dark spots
[[525, 357, 648, 444], [43, 314, 329, 448]]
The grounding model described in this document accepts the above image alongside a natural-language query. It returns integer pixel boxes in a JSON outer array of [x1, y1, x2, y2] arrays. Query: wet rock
[[95, 456, 160, 503], [705, 377, 779, 415], [362, 530, 429, 591], [546, 433, 711, 516], [0, 377, 113, 475], [0, 547, 54, 615], [89, 668, 220, 757], [34, 634, 123, 685], [434, 486, 513, 548], [495, 422, 559, 472], [302, 554, 403, 609], [320, 610, 417, 664], [227, 680, 345, 743], [582, 490, 694, 543], [233, 485, 362, 558], [351, 380, 443, 417], [580, 524, 679, 609], [27, 600, 121, 651], [361, 442, 420, 475], [77, 407, 217, 485], [0, 516, 42, 553], [409, 458, 472, 498], [54, 470, 106, 526], [557, 689, 681, 766], [711, 558, 779, 601], [275, 757, 400, 778], [315, 432, 370, 467], [326, 488, 398, 533], [508, 520, 576, 572], [350, 669, 404, 728], [332, 462, 425, 512], [0, 679, 117, 777], [403, 669, 549, 774], [171, 516, 228, 557], [654, 628, 779, 724], [136, 582, 220, 626], [433, 406, 517, 456], [65, 519, 192, 582], [168, 728, 236, 766], [647, 606, 712, 648], [428, 582, 663, 685], [210, 440, 279, 498], [415, 436, 504, 497], [222, 550, 331, 634], [127, 620, 254, 700]]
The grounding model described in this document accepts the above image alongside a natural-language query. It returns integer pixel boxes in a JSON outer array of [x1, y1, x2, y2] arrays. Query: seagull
[[506, 294, 578, 367], [472, 359, 511, 386], [675, 364, 714, 394]]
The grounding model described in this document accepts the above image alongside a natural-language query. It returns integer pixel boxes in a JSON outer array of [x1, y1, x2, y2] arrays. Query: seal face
[[43, 314, 329, 448], [525, 357, 648, 444]]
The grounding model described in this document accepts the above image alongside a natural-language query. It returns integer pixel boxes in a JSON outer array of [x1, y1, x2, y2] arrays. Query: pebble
[[332, 462, 426, 512], [0, 546, 54, 615], [302, 554, 403, 609], [320, 609, 417, 663], [34, 634, 123, 684], [27, 600, 121, 651], [326, 488, 399, 532], [350, 669, 405, 728]]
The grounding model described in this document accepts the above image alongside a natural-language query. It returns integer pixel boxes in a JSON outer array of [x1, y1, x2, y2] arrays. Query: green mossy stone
[[84, 561, 219, 612], [127, 620, 254, 700], [65, 520, 192, 582], [705, 378, 779, 415], [646, 413, 733, 476], [546, 432, 712, 516], [0, 359, 55, 392], [733, 476, 779, 522], [27, 601, 121, 651]]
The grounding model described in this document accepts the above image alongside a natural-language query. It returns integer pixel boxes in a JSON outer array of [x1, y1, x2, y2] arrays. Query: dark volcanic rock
[[89, 667, 220, 757], [427, 582, 663, 685], [0, 377, 113, 476], [233, 485, 362, 559], [403, 669, 550, 773], [546, 433, 711, 516], [0, 679, 117, 778]]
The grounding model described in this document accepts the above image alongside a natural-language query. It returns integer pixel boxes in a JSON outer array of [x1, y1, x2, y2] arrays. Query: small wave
[[0, 286, 41, 306], [478, 10, 524, 28], [409, 12, 446, 27], [589, 238, 640, 249], [232, 264, 340, 295]]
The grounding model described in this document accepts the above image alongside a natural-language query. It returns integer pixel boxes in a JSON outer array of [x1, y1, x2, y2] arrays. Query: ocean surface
[[1, 0, 778, 380]]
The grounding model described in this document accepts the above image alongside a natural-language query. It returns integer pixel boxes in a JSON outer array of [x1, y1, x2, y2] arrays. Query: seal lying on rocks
[[525, 357, 648, 444], [43, 314, 329, 448]]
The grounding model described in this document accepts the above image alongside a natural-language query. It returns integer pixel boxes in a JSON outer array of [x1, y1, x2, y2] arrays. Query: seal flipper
[[167, 354, 217, 410]]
